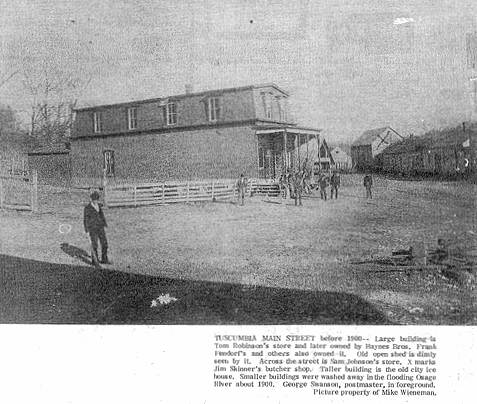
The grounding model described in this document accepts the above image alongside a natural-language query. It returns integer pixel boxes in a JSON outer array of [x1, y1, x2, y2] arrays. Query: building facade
[[330, 147, 352, 172], [377, 125, 475, 177], [351, 126, 403, 172], [71, 84, 320, 187]]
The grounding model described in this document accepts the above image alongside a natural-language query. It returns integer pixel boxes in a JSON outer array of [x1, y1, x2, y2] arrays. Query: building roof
[[75, 83, 289, 112], [352, 126, 401, 146], [381, 126, 472, 156]]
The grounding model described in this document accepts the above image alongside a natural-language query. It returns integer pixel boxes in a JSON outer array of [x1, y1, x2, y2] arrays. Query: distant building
[[377, 124, 474, 177], [27, 142, 71, 186], [351, 126, 403, 172], [71, 83, 321, 186], [330, 147, 351, 171], [296, 136, 334, 176]]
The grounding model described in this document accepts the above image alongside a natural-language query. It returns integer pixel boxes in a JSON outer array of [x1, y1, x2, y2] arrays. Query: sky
[[1, 0, 477, 142]]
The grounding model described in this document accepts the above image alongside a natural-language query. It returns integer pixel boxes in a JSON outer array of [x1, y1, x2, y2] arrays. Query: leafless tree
[[20, 65, 91, 144]]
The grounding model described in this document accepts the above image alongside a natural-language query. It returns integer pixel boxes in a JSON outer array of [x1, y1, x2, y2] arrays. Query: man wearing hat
[[84, 191, 110, 267], [236, 173, 247, 206]]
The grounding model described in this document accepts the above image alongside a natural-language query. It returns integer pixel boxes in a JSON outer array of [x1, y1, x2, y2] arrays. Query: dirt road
[[1, 175, 475, 324]]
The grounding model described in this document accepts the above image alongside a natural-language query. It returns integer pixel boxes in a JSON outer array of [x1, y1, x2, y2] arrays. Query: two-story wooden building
[[71, 84, 321, 187]]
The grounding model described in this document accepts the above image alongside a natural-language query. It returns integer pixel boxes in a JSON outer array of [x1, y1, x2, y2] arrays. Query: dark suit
[[330, 173, 340, 199], [363, 175, 373, 199], [84, 203, 108, 264]]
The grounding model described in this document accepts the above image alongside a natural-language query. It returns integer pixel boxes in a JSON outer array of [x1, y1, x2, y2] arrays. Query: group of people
[[277, 170, 312, 206], [237, 170, 374, 206]]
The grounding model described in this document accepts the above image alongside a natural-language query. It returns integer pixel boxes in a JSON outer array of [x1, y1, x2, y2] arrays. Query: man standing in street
[[84, 191, 110, 267], [363, 174, 373, 199], [319, 172, 328, 201], [294, 171, 303, 206], [330, 171, 341, 199], [236, 173, 247, 206]]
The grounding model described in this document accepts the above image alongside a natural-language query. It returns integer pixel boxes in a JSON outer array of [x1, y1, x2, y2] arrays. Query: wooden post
[[294, 133, 299, 171], [317, 134, 321, 172], [133, 186, 137, 207], [162, 182, 165, 204], [102, 171, 108, 208], [211, 180, 215, 201], [31, 170, 38, 212], [283, 129, 288, 172], [0, 177, 3, 209], [186, 181, 190, 202]]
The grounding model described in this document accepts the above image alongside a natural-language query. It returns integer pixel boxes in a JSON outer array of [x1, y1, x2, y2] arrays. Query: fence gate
[[0, 171, 38, 212]]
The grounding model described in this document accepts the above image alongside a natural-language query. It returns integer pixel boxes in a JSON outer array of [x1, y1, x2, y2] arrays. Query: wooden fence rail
[[104, 178, 280, 208]]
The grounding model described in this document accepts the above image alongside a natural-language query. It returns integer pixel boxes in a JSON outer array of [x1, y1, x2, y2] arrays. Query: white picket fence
[[104, 178, 280, 208], [0, 171, 38, 212]]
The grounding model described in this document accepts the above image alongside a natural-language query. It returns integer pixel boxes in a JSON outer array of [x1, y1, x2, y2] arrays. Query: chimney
[[185, 84, 193, 94]]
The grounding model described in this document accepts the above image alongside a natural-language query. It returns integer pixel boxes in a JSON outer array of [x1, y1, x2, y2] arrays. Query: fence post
[[162, 182, 165, 204], [102, 170, 108, 207], [31, 170, 38, 212], [0, 177, 3, 209], [211, 180, 215, 201], [186, 181, 190, 202], [133, 186, 137, 207]]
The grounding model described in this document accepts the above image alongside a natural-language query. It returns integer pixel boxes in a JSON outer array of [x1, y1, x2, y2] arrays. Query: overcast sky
[[1, 0, 476, 142]]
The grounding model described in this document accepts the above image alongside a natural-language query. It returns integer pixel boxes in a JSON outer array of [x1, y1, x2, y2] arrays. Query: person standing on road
[[363, 174, 373, 199], [236, 173, 247, 206], [84, 191, 110, 267], [330, 171, 341, 199], [294, 171, 303, 206], [319, 173, 328, 201]]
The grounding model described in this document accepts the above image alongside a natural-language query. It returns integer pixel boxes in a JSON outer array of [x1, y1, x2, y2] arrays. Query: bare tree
[[21, 65, 91, 144]]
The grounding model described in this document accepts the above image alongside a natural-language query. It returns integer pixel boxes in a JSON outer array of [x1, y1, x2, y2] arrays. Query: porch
[[255, 126, 322, 180]]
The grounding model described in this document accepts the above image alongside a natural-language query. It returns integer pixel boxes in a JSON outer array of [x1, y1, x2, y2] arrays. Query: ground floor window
[[103, 150, 115, 177]]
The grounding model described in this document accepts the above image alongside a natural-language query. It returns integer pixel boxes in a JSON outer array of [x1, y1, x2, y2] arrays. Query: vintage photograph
[[1, 0, 476, 325]]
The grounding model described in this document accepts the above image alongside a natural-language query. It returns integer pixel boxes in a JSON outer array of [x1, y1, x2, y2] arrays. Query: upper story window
[[276, 97, 283, 121], [127, 107, 137, 130], [261, 93, 272, 119], [166, 102, 177, 125], [207, 97, 221, 122], [93, 111, 102, 133]]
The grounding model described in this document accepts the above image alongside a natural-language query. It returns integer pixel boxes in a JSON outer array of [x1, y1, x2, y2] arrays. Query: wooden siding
[[379, 146, 472, 176], [71, 125, 258, 187], [351, 145, 373, 171], [73, 88, 261, 138]]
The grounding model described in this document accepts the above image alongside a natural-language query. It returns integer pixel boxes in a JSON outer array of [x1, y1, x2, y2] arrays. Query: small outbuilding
[[27, 142, 71, 186], [351, 126, 403, 172]]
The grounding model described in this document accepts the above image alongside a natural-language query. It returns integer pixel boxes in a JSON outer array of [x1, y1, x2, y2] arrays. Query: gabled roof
[[352, 126, 402, 146], [75, 83, 289, 112]]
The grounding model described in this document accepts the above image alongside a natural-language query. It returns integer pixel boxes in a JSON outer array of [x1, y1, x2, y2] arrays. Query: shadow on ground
[[0, 252, 392, 325], [61, 243, 91, 265]]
